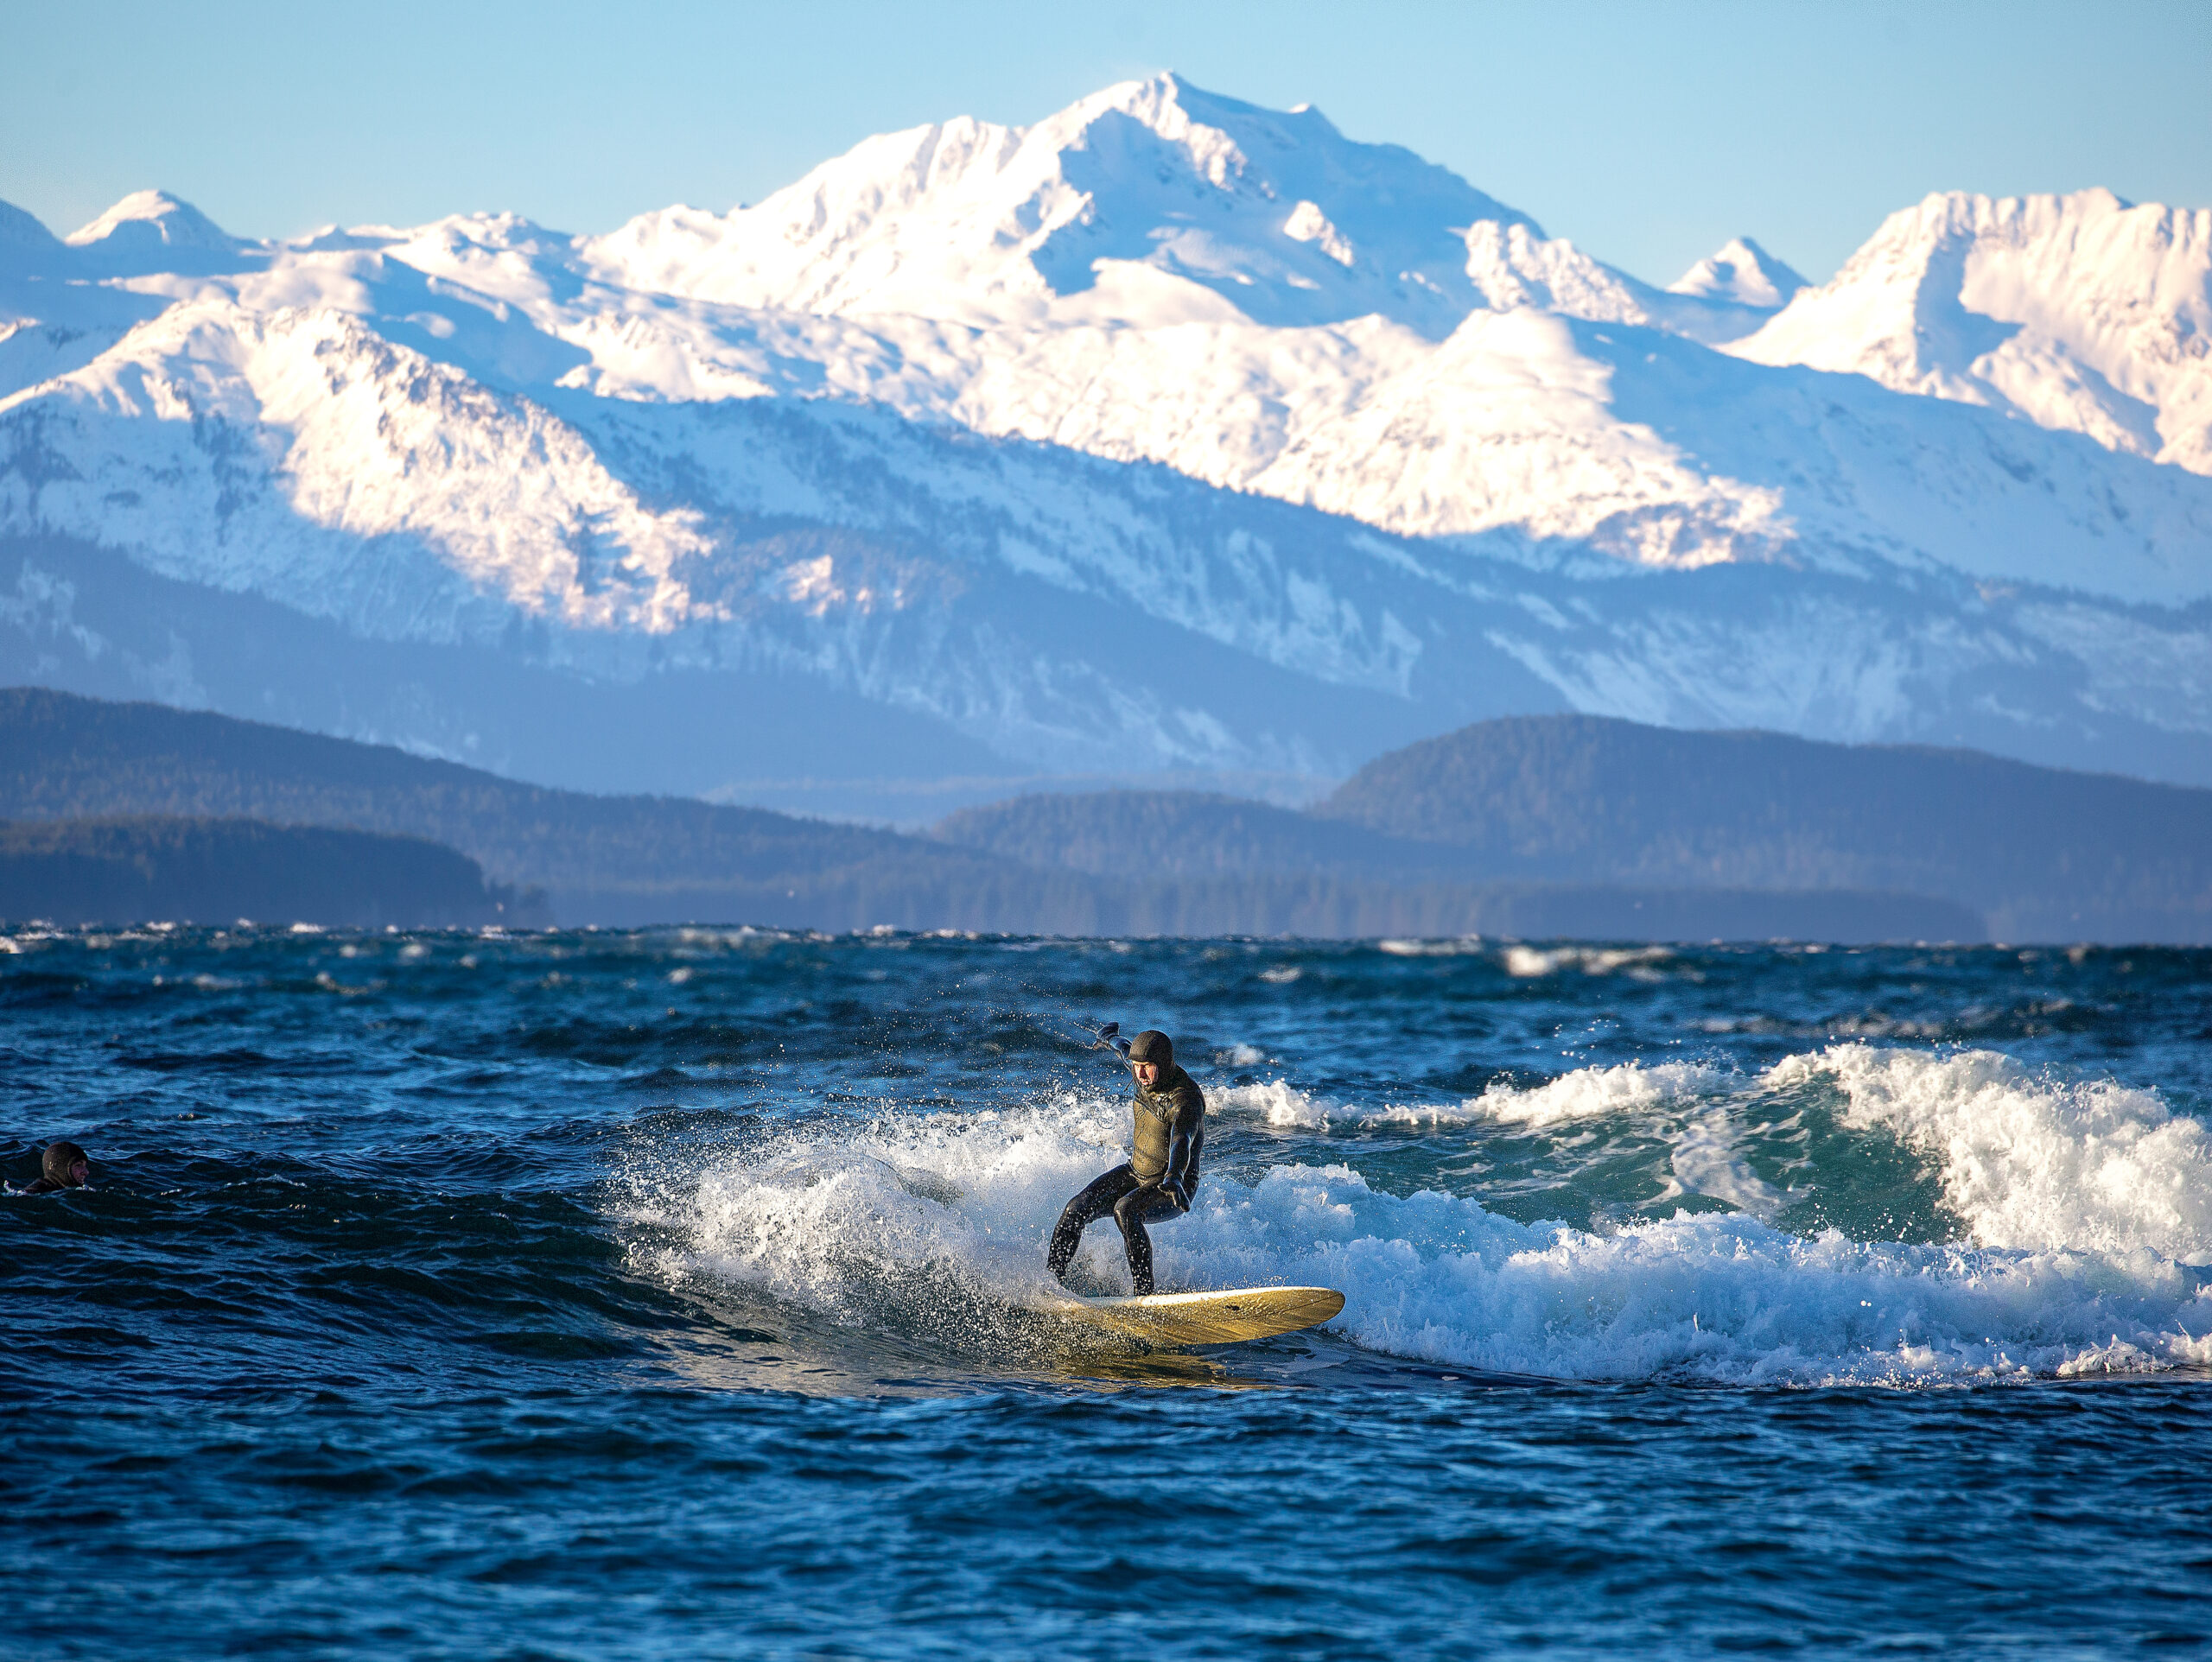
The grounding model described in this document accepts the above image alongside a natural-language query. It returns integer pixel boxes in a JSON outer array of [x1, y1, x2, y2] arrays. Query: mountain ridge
[[1732, 187, 2212, 474], [935, 714, 2212, 943], [1, 75, 2208, 803], [581, 74, 1545, 337], [0, 686, 2003, 942], [0, 814, 531, 928]]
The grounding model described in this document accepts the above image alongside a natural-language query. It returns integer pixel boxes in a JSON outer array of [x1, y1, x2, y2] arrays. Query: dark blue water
[[5, 928, 2210, 1659]]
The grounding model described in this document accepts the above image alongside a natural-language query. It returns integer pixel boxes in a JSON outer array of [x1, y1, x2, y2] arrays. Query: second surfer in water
[[1048, 1027, 1205, 1296]]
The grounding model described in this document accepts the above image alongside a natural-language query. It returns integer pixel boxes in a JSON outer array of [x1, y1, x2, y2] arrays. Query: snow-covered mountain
[[1732, 189, 2212, 475], [582, 79, 1534, 337], [2, 74, 2209, 815], [1669, 238, 1806, 310]]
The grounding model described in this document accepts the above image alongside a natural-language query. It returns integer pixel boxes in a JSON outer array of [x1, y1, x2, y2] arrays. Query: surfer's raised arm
[[1048, 1028, 1206, 1297]]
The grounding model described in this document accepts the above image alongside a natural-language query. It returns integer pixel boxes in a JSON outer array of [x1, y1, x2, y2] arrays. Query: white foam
[[1212, 1059, 1726, 1134], [1273, 1180, 2211, 1385], [1460, 1059, 1727, 1127], [1504, 945, 1675, 978], [1212, 1079, 1337, 1128], [624, 1094, 1120, 1328], [1662, 1107, 1794, 1220], [1769, 1044, 2212, 1265], [620, 1063, 2212, 1386], [1216, 1077, 1489, 1132]]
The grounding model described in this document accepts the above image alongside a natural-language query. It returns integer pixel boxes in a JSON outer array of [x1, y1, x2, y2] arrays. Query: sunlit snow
[[1, 74, 2207, 794]]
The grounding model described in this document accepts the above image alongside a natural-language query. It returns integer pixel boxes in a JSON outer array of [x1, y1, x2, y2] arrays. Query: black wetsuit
[[18, 1142, 86, 1195], [1048, 1063, 1205, 1295]]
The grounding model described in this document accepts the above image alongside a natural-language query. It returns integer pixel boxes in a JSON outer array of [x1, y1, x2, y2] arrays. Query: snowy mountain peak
[[1071, 71, 1354, 189], [67, 190, 243, 251], [581, 73, 1532, 336], [1732, 187, 2212, 473], [4, 88, 2211, 806], [60, 190, 263, 279], [1669, 237, 1806, 308]]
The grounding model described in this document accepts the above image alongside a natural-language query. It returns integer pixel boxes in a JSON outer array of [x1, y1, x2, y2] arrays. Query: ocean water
[[4, 926, 2209, 1659]]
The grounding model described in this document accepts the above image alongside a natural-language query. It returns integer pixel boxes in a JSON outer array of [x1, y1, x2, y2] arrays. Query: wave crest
[[620, 1051, 2212, 1386], [1769, 1044, 2212, 1265]]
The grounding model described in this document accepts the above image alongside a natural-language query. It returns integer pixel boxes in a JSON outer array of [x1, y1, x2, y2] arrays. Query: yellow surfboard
[[1048, 1285, 1344, 1347]]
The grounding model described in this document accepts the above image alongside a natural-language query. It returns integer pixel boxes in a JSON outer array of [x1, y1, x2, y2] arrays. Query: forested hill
[[0, 687, 1066, 929], [19, 689, 2202, 942], [934, 718, 2212, 942], [0, 816, 529, 928], [931, 791, 1447, 882], [1310, 717, 2212, 942], [1, 688, 1996, 941]]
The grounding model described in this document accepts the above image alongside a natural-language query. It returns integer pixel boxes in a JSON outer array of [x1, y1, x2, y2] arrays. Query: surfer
[[1048, 1028, 1204, 1296], [16, 1140, 90, 1195]]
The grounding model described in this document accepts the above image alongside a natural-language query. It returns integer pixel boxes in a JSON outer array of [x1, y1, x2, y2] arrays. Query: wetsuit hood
[[1128, 1030, 1173, 1068], [41, 1140, 87, 1188]]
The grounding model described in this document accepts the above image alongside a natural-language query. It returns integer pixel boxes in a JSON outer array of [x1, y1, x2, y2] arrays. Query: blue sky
[[5, 0, 2206, 285]]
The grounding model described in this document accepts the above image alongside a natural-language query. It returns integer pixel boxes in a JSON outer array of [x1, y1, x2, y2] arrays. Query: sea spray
[[1769, 1044, 2212, 1263], [630, 1055, 2212, 1385]]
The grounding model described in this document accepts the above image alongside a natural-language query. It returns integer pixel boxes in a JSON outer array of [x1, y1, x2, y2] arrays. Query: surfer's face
[[1135, 1062, 1160, 1088]]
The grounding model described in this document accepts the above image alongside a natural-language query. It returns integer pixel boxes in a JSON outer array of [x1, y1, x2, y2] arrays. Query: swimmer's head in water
[[1128, 1030, 1172, 1072], [42, 1140, 88, 1188]]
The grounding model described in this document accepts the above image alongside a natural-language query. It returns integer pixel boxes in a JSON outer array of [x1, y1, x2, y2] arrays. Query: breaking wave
[[620, 1047, 2212, 1387], [1210, 1059, 1725, 1130], [1769, 1044, 2212, 1265]]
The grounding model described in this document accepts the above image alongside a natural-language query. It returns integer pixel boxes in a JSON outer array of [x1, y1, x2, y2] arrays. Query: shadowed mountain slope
[[0, 686, 1069, 928], [0, 688, 1996, 942], [934, 716, 2212, 942], [0, 815, 529, 928], [1314, 716, 2212, 941], [931, 791, 1443, 881]]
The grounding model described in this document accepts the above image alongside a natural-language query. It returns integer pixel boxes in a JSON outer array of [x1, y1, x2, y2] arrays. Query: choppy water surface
[[5, 928, 2209, 1659]]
